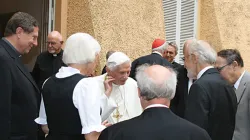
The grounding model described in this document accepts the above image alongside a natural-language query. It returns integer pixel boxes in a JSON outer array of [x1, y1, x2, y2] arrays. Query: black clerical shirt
[[32, 50, 65, 90]]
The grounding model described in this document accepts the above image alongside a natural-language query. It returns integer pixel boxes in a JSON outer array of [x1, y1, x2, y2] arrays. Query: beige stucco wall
[[64, 0, 166, 73], [200, 0, 250, 70]]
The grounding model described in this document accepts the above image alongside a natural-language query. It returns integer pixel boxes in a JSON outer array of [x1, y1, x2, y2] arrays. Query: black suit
[[170, 65, 189, 118], [172, 61, 182, 69], [184, 68, 237, 140], [99, 107, 211, 140], [0, 39, 40, 140], [130, 53, 172, 80]]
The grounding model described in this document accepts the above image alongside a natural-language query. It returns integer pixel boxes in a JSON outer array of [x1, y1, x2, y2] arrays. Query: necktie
[[233, 87, 236, 92]]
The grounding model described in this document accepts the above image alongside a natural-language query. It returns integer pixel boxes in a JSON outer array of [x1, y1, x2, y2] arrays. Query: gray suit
[[233, 71, 250, 140]]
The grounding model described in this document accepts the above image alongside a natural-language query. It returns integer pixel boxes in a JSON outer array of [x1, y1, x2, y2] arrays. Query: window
[[162, 0, 197, 64]]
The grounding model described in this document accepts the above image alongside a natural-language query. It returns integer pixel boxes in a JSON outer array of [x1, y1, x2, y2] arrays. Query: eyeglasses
[[216, 62, 232, 72], [46, 41, 57, 45], [46, 41, 62, 45]]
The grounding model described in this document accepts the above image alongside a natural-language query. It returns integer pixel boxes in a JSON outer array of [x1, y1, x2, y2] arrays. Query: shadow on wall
[[199, 0, 222, 51]]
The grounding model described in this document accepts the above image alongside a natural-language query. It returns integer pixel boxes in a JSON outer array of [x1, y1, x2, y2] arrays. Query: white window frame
[[48, 0, 55, 33], [163, 0, 198, 65]]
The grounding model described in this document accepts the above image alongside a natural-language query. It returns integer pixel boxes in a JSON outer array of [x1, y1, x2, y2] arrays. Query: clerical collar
[[2, 38, 21, 58], [51, 50, 63, 57]]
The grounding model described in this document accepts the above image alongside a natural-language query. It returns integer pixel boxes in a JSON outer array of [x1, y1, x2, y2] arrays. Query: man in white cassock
[[87, 51, 143, 124]]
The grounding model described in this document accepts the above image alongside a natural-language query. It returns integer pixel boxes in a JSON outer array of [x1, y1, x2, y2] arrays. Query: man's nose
[[33, 40, 38, 46]]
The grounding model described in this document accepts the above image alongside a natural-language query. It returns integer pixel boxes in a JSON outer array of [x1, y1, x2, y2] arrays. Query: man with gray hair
[[84, 51, 142, 124], [183, 39, 237, 140], [98, 65, 211, 140]]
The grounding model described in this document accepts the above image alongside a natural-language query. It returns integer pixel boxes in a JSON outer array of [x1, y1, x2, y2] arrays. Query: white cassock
[[91, 73, 143, 124]]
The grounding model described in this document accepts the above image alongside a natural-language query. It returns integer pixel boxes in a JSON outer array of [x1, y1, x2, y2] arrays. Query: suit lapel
[[236, 72, 248, 104], [15, 58, 39, 92], [2, 40, 39, 92]]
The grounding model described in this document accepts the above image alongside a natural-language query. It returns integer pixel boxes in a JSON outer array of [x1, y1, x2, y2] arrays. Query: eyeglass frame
[[216, 61, 233, 72], [45, 41, 63, 45]]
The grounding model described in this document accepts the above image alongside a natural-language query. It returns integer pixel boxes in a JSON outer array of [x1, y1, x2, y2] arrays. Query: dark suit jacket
[[99, 107, 211, 140], [0, 39, 40, 140], [130, 53, 172, 80], [170, 65, 189, 118], [184, 68, 237, 140], [172, 61, 182, 69]]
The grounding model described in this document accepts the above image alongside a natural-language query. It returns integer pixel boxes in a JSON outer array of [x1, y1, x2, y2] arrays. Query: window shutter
[[163, 0, 197, 64]]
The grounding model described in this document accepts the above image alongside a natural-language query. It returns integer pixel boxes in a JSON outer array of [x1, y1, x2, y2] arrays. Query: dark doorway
[[0, 12, 15, 38]]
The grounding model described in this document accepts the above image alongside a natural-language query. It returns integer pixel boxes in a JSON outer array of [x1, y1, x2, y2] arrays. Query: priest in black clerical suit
[[130, 39, 172, 80], [32, 31, 65, 90], [99, 65, 211, 140]]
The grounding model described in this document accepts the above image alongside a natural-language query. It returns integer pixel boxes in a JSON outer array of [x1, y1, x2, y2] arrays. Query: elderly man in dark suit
[[129, 39, 172, 80], [216, 49, 250, 140], [98, 64, 211, 140], [183, 39, 237, 140], [0, 12, 40, 140], [170, 40, 196, 118]]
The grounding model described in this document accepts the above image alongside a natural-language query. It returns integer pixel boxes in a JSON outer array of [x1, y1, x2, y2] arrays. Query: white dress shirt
[[35, 66, 110, 134], [197, 66, 214, 79], [234, 70, 245, 90], [145, 104, 169, 109]]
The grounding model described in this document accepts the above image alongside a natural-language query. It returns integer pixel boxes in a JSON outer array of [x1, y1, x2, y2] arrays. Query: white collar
[[55, 66, 81, 78], [197, 66, 214, 79], [145, 104, 168, 109], [234, 70, 245, 90], [152, 51, 162, 57]]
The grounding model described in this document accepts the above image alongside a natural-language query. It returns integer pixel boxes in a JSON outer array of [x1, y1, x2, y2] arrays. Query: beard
[[187, 68, 196, 79]]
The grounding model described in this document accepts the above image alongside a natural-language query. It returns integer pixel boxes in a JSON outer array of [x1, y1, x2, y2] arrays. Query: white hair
[[135, 64, 177, 100], [62, 33, 101, 65], [188, 40, 217, 65], [106, 52, 131, 71]]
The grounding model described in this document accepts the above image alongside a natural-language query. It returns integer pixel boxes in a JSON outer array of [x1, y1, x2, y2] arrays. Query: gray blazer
[[233, 71, 250, 140]]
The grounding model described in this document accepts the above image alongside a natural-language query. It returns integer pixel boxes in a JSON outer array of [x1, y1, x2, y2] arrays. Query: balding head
[[48, 31, 63, 41], [183, 39, 194, 51], [47, 31, 63, 54], [135, 64, 177, 102]]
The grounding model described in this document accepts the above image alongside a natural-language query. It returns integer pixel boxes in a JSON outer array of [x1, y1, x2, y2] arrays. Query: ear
[[192, 54, 198, 64], [16, 27, 23, 38], [232, 61, 238, 69], [106, 66, 111, 75], [163, 50, 167, 57]]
